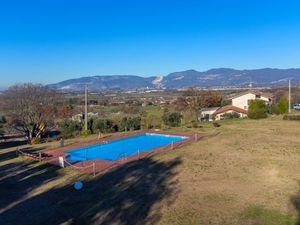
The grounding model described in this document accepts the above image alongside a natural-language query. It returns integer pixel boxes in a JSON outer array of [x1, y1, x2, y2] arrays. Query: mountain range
[[48, 68, 300, 91]]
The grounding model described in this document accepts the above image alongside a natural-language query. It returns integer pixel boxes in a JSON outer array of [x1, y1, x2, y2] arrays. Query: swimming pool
[[66, 133, 188, 161]]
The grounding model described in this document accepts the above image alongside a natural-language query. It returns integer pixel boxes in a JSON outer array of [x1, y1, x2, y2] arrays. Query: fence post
[[93, 162, 96, 177], [195, 133, 197, 141], [39, 152, 42, 161], [171, 141, 174, 150], [138, 149, 140, 159]]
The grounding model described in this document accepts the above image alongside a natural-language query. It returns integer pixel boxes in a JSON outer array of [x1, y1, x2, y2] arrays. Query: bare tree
[[174, 88, 222, 121], [0, 83, 61, 143]]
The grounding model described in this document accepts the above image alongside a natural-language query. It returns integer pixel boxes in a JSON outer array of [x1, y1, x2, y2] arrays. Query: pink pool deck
[[42, 130, 200, 174]]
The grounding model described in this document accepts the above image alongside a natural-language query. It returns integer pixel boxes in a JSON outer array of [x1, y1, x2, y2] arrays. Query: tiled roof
[[214, 105, 247, 115]]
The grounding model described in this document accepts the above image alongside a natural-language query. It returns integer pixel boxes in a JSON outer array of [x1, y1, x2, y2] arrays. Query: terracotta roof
[[214, 105, 247, 115]]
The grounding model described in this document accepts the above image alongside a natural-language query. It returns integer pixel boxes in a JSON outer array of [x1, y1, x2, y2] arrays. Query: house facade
[[199, 107, 219, 121], [231, 91, 272, 110], [213, 105, 247, 120]]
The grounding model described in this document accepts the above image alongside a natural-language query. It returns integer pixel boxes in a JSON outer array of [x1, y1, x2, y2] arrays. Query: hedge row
[[283, 114, 300, 121]]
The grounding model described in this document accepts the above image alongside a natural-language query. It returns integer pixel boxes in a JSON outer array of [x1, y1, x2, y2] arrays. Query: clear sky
[[1, 0, 300, 87]]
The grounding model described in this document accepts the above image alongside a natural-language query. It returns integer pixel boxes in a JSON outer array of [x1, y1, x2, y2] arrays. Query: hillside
[[48, 68, 300, 91]]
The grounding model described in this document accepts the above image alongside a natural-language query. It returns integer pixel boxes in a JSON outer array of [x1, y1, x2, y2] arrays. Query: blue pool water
[[66, 133, 188, 161]]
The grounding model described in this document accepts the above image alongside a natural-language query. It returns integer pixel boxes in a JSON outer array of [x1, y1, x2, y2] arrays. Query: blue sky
[[1, 0, 300, 86]]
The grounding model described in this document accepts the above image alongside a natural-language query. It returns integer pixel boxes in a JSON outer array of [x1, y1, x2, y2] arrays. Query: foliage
[[162, 112, 182, 127], [248, 99, 268, 119], [223, 112, 240, 119], [81, 129, 91, 137], [57, 104, 74, 118], [0, 83, 60, 142], [272, 97, 289, 115], [92, 119, 114, 133], [283, 114, 300, 120], [58, 119, 82, 138], [119, 116, 141, 131], [221, 99, 232, 106], [174, 88, 222, 121]]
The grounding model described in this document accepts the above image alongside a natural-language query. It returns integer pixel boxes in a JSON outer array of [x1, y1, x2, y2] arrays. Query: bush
[[92, 119, 114, 133], [162, 112, 182, 127], [248, 100, 268, 119], [58, 119, 82, 137], [119, 116, 141, 131], [31, 137, 41, 145], [283, 114, 300, 120], [223, 112, 240, 119], [272, 97, 289, 115], [81, 129, 91, 137]]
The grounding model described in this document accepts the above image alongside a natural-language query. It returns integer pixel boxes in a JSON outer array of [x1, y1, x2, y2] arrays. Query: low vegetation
[[248, 99, 268, 119]]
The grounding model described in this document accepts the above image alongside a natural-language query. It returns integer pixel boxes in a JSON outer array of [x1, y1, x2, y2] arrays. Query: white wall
[[214, 110, 247, 120], [232, 93, 270, 110]]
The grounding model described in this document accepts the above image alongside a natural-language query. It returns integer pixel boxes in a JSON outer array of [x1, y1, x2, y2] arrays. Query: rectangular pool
[[66, 133, 188, 161]]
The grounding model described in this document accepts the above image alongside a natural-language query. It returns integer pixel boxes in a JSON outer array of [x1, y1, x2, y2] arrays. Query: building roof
[[230, 90, 273, 100], [214, 105, 247, 115]]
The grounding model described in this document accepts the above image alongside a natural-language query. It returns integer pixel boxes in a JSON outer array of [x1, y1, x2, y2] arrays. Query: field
[[1, 116, 300, 225]]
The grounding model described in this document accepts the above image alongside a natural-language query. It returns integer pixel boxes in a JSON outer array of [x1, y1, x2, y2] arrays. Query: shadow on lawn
[[0, 146, 48, 163], [290, 183, 300, 225], [1, 156, 182, 225]]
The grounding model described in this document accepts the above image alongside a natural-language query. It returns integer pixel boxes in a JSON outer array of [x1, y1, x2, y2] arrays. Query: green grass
[[241, 205, 297, 225]]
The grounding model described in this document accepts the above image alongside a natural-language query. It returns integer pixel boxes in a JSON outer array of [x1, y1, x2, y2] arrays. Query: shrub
[[223, 112, 240, 119], [58, 119, 82, 137], [92, 119, 114, 133], [272, 97, 289, 115], [162, 112, 182, 127], [283, 114, 300, 120], [81, 129, 91, 137], [119, 116, 141, 131], [248, 100, 268, 119]]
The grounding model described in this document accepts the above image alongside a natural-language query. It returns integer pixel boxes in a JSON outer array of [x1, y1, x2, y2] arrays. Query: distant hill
[[48, 68, 300, 91]]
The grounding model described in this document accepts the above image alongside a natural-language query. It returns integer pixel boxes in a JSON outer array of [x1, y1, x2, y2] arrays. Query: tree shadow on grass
[[0, 140, 28, 150], [0, 146, 48, 163], [1, 157, 182, 225], [0, 159, 61, 215], [290, 184, 300, 225]]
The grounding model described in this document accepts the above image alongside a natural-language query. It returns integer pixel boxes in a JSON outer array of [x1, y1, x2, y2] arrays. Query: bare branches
[[0, 83, 61, 142]]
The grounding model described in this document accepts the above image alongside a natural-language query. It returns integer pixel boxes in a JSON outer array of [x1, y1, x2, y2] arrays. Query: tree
[[92, 119, 114, 133], [0, 83, 60, 142], [162, 112, 182, 127], [272, 97, 288, 115], [248, 99, 268, 119], [174, 88, 222, 121], [119, 116, 141, 131], [0, 115, 6, 138], [58, 119, 82, 137]]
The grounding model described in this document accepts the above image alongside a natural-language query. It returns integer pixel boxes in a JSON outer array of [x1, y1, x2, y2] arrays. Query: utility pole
[[84, 84, 88, 131], [289, 80, 291, 113]]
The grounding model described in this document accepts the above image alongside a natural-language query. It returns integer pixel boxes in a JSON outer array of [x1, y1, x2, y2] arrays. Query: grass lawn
[[1, 116, 300, 225]]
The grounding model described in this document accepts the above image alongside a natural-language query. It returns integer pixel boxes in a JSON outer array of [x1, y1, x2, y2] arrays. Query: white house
[[231, 91, 272, 110], [213, 105, 248, 120], [199, 107, 220, 121]]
